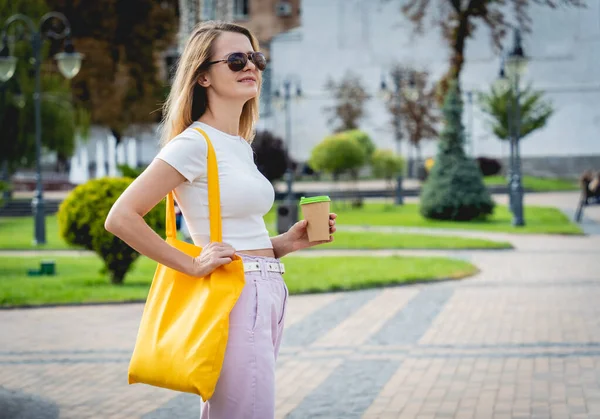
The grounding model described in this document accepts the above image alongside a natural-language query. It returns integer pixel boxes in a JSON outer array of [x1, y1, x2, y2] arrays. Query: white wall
[[264, 0, 600, 163]]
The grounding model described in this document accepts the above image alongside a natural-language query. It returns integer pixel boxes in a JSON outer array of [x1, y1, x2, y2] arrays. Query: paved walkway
[[2, 192, 600, 418]]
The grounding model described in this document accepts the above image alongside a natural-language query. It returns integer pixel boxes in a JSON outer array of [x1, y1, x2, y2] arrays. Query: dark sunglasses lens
[[252, 53, 267, 71], [227, 53, 247, 71]]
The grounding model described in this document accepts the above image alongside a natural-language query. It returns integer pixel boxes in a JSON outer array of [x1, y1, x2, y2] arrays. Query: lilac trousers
[[200, 253, 288, 419]]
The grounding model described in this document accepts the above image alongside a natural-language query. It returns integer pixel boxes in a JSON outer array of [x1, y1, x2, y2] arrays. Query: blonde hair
[[159, 21, 262, 147]]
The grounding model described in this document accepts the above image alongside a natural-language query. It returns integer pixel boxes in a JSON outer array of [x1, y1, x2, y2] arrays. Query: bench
[[575, 171, 600, 222]]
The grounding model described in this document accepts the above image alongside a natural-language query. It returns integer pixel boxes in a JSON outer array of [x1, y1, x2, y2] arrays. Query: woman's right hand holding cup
[[190, 242, 236, 277]]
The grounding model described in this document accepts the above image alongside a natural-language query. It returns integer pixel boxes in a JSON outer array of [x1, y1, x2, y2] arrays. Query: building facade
[[262, 0, 600, 177]]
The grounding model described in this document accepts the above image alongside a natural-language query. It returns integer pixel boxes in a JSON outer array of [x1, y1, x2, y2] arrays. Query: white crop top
[[155, 121, 275, 251]]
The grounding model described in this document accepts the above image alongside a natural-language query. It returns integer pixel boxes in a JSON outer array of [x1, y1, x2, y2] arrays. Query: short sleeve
[[155, 130, 207, 183]]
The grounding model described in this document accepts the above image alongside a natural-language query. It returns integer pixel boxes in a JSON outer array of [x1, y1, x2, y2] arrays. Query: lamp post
[[273, 76, 302, 203], [495, 57, 515, 214], [0, 12, 83, 244], [503, 29, 527, 227], [273, 76, 301, 235], [466, 90, 474, 157], [380, 68, 416, 205]]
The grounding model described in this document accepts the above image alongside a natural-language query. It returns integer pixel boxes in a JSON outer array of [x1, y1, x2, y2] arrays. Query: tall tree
[[420, 80, 494, 221], [45, 0, 179, 141], [324, 72, 371, 133], [479, 82, 553, 140], [386, 68, 440, 176], [399, 0, 584, 99]]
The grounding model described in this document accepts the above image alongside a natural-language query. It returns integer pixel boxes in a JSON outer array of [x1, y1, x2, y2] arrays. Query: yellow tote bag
[[128, 128, 245, 401]]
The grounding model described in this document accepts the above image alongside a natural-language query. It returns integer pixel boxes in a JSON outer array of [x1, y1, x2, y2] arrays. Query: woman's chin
[[236, 86, 258, 101]]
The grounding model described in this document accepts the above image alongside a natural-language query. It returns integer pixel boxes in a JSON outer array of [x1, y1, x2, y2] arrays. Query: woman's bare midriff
[[237, 248, 276, 258]]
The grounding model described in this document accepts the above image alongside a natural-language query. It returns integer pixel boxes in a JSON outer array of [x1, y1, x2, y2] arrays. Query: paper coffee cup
[[300, 196, 331, 242]]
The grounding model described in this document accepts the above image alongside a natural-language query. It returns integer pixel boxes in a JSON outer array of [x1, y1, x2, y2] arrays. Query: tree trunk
[[438, 10, 469, 103], [110, 271, 126, 285]]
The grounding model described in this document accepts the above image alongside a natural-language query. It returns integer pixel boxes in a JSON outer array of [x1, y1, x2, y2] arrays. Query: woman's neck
[[198, 96, 244, 137]]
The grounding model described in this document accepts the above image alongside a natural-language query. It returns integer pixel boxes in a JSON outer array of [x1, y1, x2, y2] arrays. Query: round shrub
[[371, 149, 405, 181], [58, 177, 165, 284], [345, 130, 375, 162], [309, 132, 366, 179]]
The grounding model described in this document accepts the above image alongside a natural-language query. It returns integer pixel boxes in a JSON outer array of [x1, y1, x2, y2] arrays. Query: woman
[[104, 21, 337, 419]]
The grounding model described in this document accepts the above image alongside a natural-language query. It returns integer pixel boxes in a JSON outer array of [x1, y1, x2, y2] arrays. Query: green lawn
[[1, 215, 510, 250], [266, 203, 582, 235], [483, 175, 578, 191], [1, 200, 580, 253], [0, 255, 476, 307], [0, 215, 78, 250], [310, 231, 511, 250]]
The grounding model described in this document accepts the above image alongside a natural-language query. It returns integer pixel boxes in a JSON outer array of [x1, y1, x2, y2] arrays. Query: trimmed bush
[[475, 157, 502, 177], [57, 177, 165, 284], [346, 130, 376, 162], [0, 181, 8, 207], [309, 132, 367, 179], [420, 81, 494, 221], [371, 149, 405, 181], [251, 130, 291, 182], [117, 164, 145, 178]]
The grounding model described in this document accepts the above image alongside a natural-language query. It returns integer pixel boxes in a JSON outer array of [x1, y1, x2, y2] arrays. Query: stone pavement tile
[[282, 289, 381, 348], [283, 292, 342, 328], [0, 363, 176, 418], [419, 286, 600, 345], [311, 288, 419, 348], [369, 287, 454, 347], [0, 304, 144, 353], [274, 359, 342, 419], [285, 359, 400, 419], [454, 409, 475, 419]]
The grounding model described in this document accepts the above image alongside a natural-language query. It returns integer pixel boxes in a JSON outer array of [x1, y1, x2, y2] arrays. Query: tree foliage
[[309, 133, 367, 180], [420, 81, 494, 221], [371, 149, 405, 181], [346, 130, 376, 162], [0, 0, 77, 172], [399, 0, 584, 99], [386, 68, 440, 160], [45, 0, 179, 140], [251, 130, 291, 183], [324, 72, 371, 132], [478, 82, 554, 140]]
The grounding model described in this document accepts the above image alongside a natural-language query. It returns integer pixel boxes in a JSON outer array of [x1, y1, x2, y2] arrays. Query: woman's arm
[[271, 232, 294, 259], [105, 159, 196, 275]]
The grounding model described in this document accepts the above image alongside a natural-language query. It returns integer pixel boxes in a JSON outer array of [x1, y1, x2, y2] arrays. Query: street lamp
[[380, 67, 415, 205], [273, 75, 301, 234], [273, 76, 302, 203], [494, 57, 514, 213], [0, 12, 83, 244], [465, 90, 474, 157], [498, 28, 527, 227]]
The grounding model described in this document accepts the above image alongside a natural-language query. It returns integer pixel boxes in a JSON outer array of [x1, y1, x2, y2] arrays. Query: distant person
[[105, 21, 337, 419]]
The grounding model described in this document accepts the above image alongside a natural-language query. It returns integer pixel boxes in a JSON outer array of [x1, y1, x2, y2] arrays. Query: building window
[[202, 0, 216, 20], [233, 0, 249, 19], [260, 66, 272, 117]]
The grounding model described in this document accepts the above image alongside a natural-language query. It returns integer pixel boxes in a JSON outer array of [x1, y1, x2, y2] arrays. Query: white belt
[[243, 262, 285, 274]]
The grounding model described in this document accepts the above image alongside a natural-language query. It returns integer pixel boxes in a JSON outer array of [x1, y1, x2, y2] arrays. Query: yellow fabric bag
[[128, 128, 245, 401]]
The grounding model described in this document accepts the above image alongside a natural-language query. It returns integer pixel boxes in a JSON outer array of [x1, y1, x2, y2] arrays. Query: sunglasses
[[206, 51, 267, 72]]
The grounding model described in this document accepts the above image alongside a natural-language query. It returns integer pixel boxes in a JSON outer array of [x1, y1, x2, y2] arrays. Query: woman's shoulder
[[163, 124, 208, 152]]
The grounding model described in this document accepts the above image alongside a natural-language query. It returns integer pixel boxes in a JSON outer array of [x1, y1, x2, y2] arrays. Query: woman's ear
[[197, 74, 210, 88]]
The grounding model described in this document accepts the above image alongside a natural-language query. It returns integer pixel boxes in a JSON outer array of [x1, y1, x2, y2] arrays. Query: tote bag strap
[[165, 127, 222, 242]]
